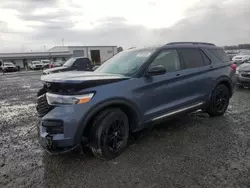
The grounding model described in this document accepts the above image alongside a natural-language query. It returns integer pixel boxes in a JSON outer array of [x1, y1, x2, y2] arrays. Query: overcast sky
[[0, 0, 250, 52]]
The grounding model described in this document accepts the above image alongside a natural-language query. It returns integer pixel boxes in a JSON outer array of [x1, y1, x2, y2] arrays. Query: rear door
[[177, 48, 212, 103]]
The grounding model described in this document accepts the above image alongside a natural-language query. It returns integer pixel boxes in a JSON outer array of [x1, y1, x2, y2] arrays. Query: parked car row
[[226, 50, 250, 65], [27, 59, 67, 70], [0, 57, 96, 73], [42, 57, 93, 75], [232, 55, 250, 65]]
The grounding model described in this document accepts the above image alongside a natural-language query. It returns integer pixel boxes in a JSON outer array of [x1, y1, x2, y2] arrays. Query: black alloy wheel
[[214, 88, 228, 113], [106, 120, 126, 153], [207, 84, 230, 116], [90, 108, 129, 160]]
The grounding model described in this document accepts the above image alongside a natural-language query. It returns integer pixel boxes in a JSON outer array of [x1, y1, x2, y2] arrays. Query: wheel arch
[[213, 76, 233, 97], [75, 98, 142, 144]]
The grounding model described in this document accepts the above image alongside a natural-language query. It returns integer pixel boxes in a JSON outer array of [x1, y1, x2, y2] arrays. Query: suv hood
[[41, 71, 130, 84], [238, 63, 250, 71]]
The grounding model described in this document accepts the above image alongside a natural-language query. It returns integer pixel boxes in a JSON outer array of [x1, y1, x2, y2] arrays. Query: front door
[[134, 49, 192, 122]]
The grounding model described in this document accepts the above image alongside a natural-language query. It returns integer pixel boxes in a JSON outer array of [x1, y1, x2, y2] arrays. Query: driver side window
[[150, 50, 180, 72]]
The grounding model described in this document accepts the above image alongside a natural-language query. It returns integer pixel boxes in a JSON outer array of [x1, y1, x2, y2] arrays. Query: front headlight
[[46, 93, 94, 105]]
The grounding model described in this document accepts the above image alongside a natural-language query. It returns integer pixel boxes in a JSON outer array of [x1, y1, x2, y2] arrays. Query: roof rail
[[166, 42, 215, 46]]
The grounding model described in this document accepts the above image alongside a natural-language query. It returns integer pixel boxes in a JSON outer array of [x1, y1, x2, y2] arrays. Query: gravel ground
[[0, 72, 249, 188]]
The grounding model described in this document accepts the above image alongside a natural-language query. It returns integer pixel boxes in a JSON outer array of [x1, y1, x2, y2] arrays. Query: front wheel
[[207, 84, 230, 117], [90, 108, 129, 160]]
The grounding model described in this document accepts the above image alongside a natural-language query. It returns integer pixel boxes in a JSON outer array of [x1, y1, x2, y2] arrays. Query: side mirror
[[92, 65, 100, 71], [147, 65, 166, 76]]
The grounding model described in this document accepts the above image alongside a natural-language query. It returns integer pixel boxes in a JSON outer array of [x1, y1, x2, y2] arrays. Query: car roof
[[127, 42, 222, 52]]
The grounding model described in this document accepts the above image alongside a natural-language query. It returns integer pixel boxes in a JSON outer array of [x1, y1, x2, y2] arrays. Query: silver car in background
[[236, 60, 250, 88]]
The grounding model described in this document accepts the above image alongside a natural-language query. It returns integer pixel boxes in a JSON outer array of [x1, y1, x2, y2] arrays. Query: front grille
[[36, 94, 53, 117], [241, 74, 250, 78]]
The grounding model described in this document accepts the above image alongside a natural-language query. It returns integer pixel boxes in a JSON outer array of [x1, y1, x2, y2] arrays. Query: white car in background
[[1, 62, 18, 72], [29, 61, 44, 70], [41, 60, 51, 68], [232, 55, 250, 65]]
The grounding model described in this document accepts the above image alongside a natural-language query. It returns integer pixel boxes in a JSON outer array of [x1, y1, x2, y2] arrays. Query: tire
[[90, 108, 129, 160], [207, 84, 230, 117]]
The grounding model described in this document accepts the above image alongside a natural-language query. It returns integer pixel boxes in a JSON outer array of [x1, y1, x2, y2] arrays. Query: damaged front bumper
[[36, 120, 85, 155]]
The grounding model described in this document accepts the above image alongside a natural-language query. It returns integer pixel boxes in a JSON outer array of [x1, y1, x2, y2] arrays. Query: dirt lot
[[0, 72, 250, 188]]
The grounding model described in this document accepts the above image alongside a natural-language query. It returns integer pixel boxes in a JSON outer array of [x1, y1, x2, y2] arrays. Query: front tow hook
[[45, 134, 53, 148]]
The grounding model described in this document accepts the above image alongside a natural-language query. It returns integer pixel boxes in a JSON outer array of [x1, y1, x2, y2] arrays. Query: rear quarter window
[[208, 49, 230, 63]]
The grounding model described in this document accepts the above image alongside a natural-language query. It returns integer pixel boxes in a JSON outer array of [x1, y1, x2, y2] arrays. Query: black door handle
[[176, 74, 181, 77], [210, 66, 213, 69]]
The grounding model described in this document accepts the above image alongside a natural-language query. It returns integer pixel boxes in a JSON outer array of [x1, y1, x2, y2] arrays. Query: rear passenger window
[[201, 51, 211, 65], [178, 49, 204, 68], [208, 49, 230, 63]]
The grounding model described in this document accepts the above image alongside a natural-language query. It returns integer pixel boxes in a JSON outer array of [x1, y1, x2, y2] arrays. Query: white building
[[0, 45, 118, 68], [48, 46, 118, 64]]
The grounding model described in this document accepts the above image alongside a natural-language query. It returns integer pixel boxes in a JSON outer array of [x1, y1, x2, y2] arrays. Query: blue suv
[[36, 42, 236, 159]]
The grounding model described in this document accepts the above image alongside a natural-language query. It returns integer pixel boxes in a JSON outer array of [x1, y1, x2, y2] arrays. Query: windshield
[[95, 49, 154, 76], [63, 58, 76, 67]]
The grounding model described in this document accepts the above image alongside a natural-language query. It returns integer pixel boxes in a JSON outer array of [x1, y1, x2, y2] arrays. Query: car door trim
[[152, 102, 204, 121]]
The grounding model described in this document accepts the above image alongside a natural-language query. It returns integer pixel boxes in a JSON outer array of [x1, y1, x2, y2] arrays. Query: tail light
[[231, 63, 237, 71]]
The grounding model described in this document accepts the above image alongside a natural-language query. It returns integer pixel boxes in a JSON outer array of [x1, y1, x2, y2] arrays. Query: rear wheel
[[90, 108, 129, 160], [207, 84, 230, 117]]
